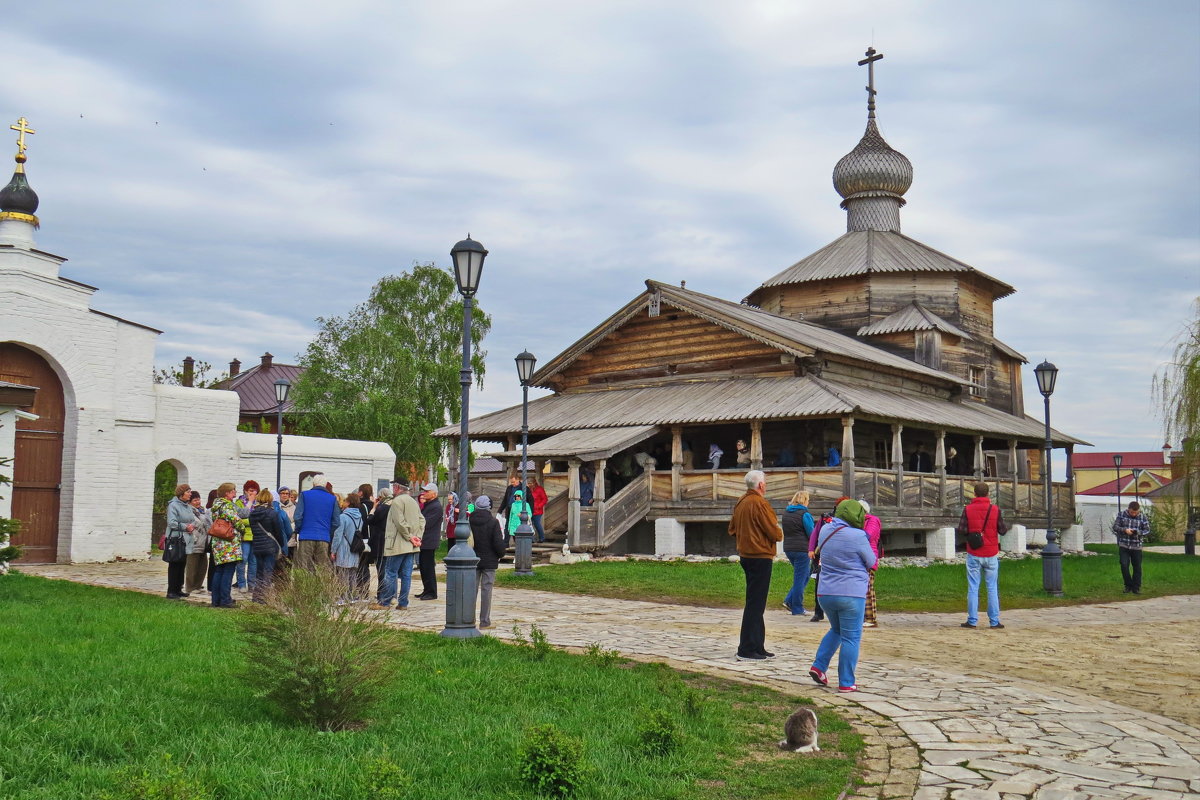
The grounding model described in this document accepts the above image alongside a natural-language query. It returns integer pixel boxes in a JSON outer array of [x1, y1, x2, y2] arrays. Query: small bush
[[529, 624, 554, 660], [518, 723, 588, 798], [98, 753, 209, 800], [679, 688, 704, 717], [236, 567, 404, 731], [364, 756, 415, 800], [583, 641, 622, 668], [636, 709, 681, 757]]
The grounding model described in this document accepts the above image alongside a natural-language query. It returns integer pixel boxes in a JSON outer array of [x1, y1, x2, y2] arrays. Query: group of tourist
[[730, 471, 1022, 693], [162, 472, 535, 627]]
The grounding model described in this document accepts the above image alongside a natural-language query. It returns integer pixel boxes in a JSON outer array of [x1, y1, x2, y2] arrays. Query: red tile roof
[[214, 361, 304, 415], [1073, 451, 1167, 470]]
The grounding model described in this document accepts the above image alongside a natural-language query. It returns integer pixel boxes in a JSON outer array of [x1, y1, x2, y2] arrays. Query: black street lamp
[[1113, 452, 1123, 513], [1184, 437, 1196, 556], [273, 378, 291, 494], [513, 350, 537, 576], [1131, 468, 1144, 508], [1034, 359, 1063, 596], [442, 235, 487, 639]]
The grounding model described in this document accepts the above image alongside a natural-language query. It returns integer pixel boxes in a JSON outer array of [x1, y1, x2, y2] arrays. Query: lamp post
[[1184, 437, 1196, 556], [513, 350, 537, 576], [442, 235, 486, 639], [273, 378, 291, 493], [1034, 359, 1062, 596], [1131, 468, 1144, 508], [1113, 453, 1123, 515]]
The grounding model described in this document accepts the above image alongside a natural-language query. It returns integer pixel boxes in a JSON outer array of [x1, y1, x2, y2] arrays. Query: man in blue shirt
[[293, 473, 340, 571]]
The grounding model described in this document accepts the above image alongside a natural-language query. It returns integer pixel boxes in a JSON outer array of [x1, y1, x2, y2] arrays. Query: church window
[[968, 366, 986, 397]]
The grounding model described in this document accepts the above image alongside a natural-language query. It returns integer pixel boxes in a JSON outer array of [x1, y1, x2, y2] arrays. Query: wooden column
[[448, 440, 460, 498], [505, 435, 518, 480], [671, 426, 683, 501], [567, 458, 581, 545], [973, 435, 985, 480], [1009, 439, 1020, 510], [841, 416, 856, 496], [595, 457, 608, 540], [891, 424, 904, 506], [750, 419, 763, 471], [935, 429, 947, 508]]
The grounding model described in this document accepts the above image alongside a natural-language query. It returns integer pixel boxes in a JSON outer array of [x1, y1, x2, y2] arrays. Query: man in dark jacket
[[956, 482, 1008, 629], [470, 495, 507, 628], [1112, 501, 1150, 594], [416, 482, 442, 600]]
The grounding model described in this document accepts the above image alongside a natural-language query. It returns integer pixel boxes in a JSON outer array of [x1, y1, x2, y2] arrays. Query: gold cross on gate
[[857, 48, 884, 117], [10, 117, 35, 156]]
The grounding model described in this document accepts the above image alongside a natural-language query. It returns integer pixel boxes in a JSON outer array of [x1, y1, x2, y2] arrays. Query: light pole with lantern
[[1035, 359, 1063, 596], [442, 235, 486, 639], [1113, 452, 1123, 515], [513, 350, 537, 576], [273, 378, 291, 494], [1131, 468, 1144, 508]]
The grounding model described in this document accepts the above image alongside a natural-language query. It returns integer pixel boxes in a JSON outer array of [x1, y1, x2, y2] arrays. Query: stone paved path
[[18, 561, 1200, 800]]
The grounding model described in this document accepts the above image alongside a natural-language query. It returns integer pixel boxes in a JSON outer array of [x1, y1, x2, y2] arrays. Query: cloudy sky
[[4, 0, 1197, 461]]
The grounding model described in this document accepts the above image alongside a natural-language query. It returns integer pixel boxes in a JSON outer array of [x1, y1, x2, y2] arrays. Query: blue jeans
[[236, 542, 257, 589], [812, 595, 865, 689], [378, 553, 417, 607], [532, 515, 545, 542], [783, 550, 811, 614], [965, 553, 1000, 627], [211, 562, 237, 607], [252, 552, 277, 603]]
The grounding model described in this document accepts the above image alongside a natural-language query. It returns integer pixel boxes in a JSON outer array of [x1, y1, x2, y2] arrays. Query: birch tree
[[290, 262, 491, 475]]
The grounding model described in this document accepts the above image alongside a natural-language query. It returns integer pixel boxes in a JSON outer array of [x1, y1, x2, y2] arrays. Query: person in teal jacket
[[505, 489, 532, 545]]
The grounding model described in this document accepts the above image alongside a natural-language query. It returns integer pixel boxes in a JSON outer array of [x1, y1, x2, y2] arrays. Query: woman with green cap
[[807, 499, 877, 693]]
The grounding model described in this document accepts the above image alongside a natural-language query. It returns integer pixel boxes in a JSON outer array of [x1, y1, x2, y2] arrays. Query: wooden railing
[[542, 489, 569, 534], [572, 471, 652, 551], [642, 467, 1074, 527]]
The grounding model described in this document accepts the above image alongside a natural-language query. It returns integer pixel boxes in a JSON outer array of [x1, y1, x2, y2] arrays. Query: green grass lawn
[[497, 547, 1200, 612], [0, 574, 860, 800]]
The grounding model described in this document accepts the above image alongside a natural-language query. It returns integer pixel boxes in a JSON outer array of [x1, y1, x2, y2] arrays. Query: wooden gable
[[547, 302, 802, 392]]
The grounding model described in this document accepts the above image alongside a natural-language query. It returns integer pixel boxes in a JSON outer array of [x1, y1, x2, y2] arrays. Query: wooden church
[[436, 50, 1086, 558]]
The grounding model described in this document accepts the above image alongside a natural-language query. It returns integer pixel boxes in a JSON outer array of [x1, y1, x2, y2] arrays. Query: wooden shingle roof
[[745, 230, 1016, 300], [434, 375, 1087, 446], [531, 280, 969, 389], [857, 301, 973, 339]]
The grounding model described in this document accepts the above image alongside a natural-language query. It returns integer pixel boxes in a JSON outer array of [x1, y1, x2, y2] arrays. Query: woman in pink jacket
[[860, 499, 882, 628]]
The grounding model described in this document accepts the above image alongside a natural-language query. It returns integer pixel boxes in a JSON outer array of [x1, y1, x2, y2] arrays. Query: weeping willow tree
[[1153, 299, 1199, 519], [290, 262, 491, 477]]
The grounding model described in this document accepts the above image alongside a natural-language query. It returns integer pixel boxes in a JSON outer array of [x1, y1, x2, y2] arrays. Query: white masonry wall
[[1, 229, 396, 564]]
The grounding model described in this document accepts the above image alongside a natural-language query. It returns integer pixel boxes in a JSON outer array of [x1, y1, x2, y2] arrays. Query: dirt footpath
[[861, 598, 1200, 728]]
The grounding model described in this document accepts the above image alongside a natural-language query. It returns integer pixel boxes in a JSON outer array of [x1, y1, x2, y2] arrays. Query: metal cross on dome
[[10, 117, 35, 156], [858, 47, 884, 119]]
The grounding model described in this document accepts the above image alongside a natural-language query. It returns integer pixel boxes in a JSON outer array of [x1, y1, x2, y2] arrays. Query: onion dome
[[833, 119, 913, 199], [832, 119, 911, 233], [1, 117, 39, 228]]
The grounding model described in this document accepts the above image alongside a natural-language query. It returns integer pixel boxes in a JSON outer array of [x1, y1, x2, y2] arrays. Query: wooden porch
[[474, 465, 1073, 553]]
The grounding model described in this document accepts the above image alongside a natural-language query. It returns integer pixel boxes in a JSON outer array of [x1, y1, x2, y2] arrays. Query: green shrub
[[518, 723, 588, 798], [364, 756, 415, 800], [679, 687, 704, 718], [98, 753, 208, 800], [236, 567, 404, 731], [584, 641, 622, 667], [529, 624, 554, 660], [635, 709, 681, 757]]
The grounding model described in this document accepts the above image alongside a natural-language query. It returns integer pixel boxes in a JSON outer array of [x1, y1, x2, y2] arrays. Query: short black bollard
[[1185, 529, 1196, 557]]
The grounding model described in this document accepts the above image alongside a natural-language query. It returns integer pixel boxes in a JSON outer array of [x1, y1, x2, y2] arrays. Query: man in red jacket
[[956, 482, 1008, 629]]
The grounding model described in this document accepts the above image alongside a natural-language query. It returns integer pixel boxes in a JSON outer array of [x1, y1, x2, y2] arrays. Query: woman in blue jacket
[[807, 499, 877, 693]]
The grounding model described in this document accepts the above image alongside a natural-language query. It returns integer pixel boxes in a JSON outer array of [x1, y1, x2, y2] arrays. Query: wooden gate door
[[0, 343, 65, 563]]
